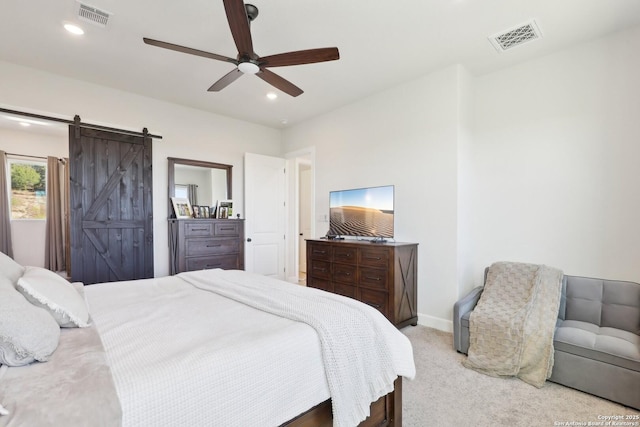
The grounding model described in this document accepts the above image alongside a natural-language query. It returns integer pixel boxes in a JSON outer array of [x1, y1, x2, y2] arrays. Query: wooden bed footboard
[[282, 377, 402, 427]]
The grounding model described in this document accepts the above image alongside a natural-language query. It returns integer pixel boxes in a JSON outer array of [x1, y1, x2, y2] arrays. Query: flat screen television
[[328, 185, 394, 239]]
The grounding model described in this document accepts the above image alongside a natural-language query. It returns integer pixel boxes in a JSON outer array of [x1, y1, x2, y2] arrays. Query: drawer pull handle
[[205, 264, 222, 268], [192, 228, 208, 231], [314, 250, 327, 255], [365, 276, 381, 281], [206, 244, 222, 248], [338, 272, 351, 276], [365, 302, 381, 309], [313, 267, 326, 272], [220, 227, 235, 231], [337, 253, 351, 258], [365, 256, 382, 261]]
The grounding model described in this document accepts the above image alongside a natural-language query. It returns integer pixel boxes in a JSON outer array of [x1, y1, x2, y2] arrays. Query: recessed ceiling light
[[64, 23, 85, 35], [280, 119, 288, 125], [266, 92, 278, 100]]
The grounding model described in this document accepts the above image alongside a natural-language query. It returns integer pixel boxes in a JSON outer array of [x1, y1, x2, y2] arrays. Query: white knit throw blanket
[[463, 261, 563, 388], [179, 269, 415, 427]]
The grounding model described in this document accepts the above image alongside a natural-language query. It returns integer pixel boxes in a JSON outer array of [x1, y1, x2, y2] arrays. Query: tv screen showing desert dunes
[[329, 206, 394, 238]]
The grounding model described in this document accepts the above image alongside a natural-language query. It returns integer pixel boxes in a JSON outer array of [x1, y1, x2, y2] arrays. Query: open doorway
[[285, 148, 314, 285], [297, 159, 312, 284]]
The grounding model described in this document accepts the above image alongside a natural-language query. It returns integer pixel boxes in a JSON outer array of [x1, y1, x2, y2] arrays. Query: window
[[8, 158, 46, 219], [174, 184, 189, 199]]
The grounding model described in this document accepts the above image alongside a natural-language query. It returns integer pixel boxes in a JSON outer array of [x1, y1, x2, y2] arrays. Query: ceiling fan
[[143, 0, 340, 97]]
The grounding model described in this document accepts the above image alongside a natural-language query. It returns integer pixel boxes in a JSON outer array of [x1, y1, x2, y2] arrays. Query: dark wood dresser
[[306, 239, 418, 328], [169, 219, 244, 274]]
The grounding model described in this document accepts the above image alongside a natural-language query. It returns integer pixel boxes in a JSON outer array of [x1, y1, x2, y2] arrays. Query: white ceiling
[[1, 0, 640, 130]]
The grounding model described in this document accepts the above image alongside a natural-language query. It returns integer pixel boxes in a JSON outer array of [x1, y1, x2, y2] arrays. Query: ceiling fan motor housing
[[245, 4, 258, 21]]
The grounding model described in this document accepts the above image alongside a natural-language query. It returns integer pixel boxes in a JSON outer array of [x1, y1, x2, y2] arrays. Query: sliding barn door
[[69, 127, 153, 284]]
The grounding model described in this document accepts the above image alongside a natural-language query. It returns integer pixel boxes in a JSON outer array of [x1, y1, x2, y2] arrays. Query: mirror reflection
[[168, 157, 232, 217], [174, 165, 229, 207]]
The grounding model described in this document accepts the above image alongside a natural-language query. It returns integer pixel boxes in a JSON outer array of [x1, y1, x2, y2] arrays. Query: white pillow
[[0, 285, 60, 366], [16, 267, 91, 328], [0, 251, 24, 286]]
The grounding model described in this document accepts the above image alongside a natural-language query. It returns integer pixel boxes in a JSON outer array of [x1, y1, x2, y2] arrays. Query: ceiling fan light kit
[[238, 61, 259, 74], [142, 0, 340, 97]]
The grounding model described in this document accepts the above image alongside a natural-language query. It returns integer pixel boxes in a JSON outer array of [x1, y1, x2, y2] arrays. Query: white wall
[[456, 67, 475, 299], [0, 60, 283, 277], [0, 128, 67, 267], [468, 25, 640, 285], [283, 65, 464, 331], [284, 25, 640, 331]]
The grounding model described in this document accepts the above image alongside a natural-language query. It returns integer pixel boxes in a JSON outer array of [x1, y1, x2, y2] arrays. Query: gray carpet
[[401, 325, 639, 427]]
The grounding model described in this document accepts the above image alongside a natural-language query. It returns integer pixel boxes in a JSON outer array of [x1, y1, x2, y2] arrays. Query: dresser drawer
[[185, 222, 215, 237], [359, 267, 389, 290], [359, 247, 390, 268], [334, 283, 357, 299], [186, 254, 240, 270], [308, 243, 331, 261], [333, 246, 357, 264], [186, 239, 240, 256], [332, 263, 357, 284], [359, 288, 389, 317], [308, 277, 333, 293], [214, 221, 240, 237], [309, 260, 331, 280]]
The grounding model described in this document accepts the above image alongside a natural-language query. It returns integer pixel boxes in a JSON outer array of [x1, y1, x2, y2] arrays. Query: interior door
[[69, 126, 153, 284], [244, 152, 285, 279]]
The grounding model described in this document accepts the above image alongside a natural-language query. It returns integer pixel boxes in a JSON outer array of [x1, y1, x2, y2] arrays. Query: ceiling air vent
[[489, 20, 542, 53], [76, 2, 111, 27]]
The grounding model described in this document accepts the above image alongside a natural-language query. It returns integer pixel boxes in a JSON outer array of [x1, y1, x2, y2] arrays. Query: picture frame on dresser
[[171, 197, 193, 219], [216, 200, 233, 218], [202, 206, 210, 219]]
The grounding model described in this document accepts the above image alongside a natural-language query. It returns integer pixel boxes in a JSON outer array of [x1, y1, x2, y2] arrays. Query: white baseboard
[[417, 313, 453, 333]]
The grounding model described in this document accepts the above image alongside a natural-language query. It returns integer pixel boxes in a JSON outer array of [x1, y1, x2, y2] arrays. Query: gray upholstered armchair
[[453, 271, 640, 410]]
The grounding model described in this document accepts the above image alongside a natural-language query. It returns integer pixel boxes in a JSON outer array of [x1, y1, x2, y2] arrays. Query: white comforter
[[86, 269, 415, 427]]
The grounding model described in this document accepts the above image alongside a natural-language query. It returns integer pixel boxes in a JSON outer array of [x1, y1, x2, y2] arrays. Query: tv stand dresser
[[306, 239, 418, 328]]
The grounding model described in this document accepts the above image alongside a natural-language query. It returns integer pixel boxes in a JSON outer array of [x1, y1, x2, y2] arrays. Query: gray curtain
[[45, 156, 68, 272], [188, 184, 198, 206], [0, 150, 13, 257]]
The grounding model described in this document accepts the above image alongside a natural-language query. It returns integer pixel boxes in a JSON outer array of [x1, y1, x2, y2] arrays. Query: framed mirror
[[168, 157, 232, 218]]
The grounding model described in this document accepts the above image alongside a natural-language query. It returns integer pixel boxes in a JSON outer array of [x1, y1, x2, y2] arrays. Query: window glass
[[174, 184, 189, 199], [9, 159, 46, 219]]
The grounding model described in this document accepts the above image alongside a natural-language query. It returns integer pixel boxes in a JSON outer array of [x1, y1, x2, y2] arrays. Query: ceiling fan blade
[[208, 68, 243, 92], [143, 37, 237, 64], [256, 68, 303, 97], [223, 0, 255, 58], [260, 47, 340, 67]]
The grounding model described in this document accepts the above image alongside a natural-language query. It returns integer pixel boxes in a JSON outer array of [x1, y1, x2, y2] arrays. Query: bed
[[0, 252, 415, 427]]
